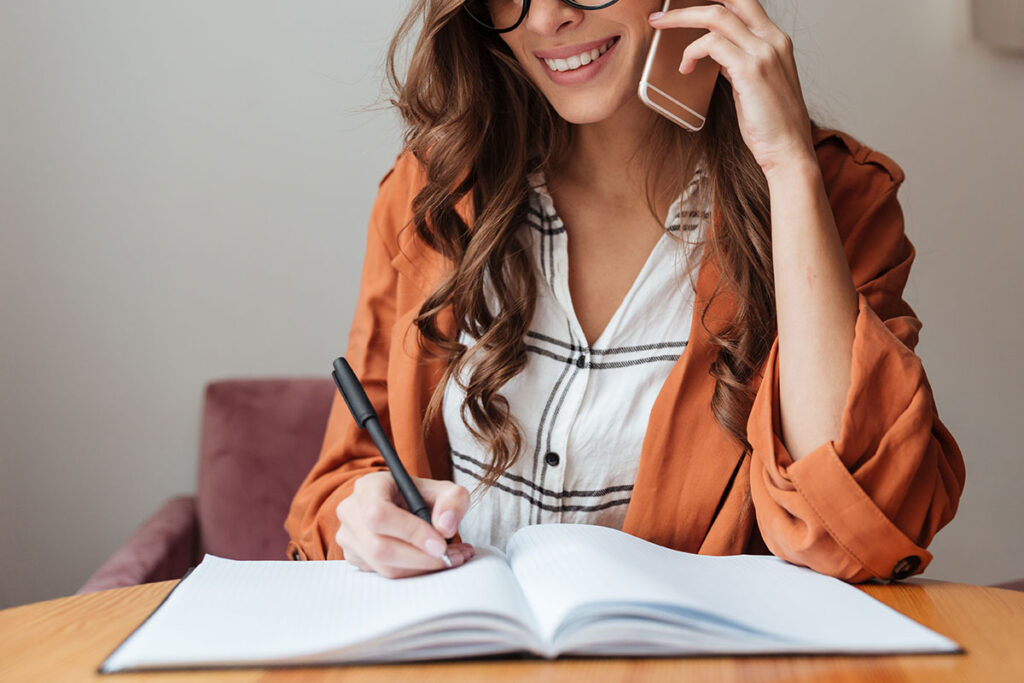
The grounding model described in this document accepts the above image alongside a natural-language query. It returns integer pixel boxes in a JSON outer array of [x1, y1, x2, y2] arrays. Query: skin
[[338, 0, 859, 577]]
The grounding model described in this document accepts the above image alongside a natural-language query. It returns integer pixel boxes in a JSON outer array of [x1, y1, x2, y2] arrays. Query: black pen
[[331, 357, 453, 568]]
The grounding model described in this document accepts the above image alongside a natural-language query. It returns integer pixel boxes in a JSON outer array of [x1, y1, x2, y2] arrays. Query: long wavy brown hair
[[383, 0, 819, 486]]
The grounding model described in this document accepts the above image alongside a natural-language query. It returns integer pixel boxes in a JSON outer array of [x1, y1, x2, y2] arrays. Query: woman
[[285, 0, 965, 582]]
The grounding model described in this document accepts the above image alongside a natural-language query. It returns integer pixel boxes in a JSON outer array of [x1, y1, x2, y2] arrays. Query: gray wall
[[1, 1, 1021, 608]]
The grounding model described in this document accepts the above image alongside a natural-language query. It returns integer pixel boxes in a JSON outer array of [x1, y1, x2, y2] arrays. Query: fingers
[[334, 472, 474, 579], [344, 541, 477, 579], [650, 3, 795, 69], [679, 31, 747, 81], [338, 519, 451, 579], [653, 4, 763, 55], [716, 0, 778, 37], [415, 476, 471, 539]]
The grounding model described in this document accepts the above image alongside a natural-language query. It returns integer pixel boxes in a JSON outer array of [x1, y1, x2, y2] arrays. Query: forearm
[[766, 156, 858, 462]]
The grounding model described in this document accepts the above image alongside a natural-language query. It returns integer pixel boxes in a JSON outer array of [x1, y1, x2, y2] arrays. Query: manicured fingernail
[[649, 11, 664, 20], [438, 510, 456, 535], [424, 539, 446, 559]]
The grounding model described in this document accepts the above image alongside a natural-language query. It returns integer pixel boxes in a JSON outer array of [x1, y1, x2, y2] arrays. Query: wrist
[[763, 149, 821, 187]]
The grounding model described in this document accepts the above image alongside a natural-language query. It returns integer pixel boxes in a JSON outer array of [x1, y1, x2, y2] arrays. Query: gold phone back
[[639, 0, 722, 131]]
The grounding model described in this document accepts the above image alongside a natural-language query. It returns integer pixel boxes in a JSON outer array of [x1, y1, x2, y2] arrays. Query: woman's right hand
[[335, 471, 474, 578]]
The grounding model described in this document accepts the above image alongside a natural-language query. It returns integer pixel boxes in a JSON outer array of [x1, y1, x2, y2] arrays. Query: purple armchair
[[77, 378, 335, 594], [78, 377, 1024, 596]]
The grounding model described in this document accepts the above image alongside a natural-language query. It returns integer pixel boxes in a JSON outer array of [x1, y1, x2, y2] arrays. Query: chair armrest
[[77, 495, 199, 594]]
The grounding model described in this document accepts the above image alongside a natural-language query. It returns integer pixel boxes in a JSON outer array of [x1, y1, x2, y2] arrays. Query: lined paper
[[507, 524, 959, 654], [102, 547, 536, 671], [102, 524, 960, 671]]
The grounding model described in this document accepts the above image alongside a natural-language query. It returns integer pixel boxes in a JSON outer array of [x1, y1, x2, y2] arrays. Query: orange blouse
[[284, 127, 965, 582]]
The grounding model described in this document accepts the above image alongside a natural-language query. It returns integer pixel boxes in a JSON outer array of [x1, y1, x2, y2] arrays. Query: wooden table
[[1, 579, 1022, 681]]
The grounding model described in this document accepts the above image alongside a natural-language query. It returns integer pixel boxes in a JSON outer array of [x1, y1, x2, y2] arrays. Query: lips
[[541, 37, 617, 73], [533, 35, 620, 60], [534, 35, 620, 85]]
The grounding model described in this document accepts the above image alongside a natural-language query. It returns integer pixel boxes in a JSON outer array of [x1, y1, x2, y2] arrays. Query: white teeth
[[543, 38, 615, 73]]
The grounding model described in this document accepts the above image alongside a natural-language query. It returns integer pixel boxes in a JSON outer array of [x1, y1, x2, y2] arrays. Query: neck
[[551, 99, 686, 221]]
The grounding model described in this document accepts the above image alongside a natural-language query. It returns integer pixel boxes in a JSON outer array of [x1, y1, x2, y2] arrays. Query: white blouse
[[442, 169, 708, 550]]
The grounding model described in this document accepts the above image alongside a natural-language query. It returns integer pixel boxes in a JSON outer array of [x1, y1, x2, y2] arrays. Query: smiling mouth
[[540, 36, 619, 73]]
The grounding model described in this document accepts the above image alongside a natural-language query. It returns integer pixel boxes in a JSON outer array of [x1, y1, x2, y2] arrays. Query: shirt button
[[576, 354, 586, 368], [891, 555, 921, 580], [544, 451, 561, 467]]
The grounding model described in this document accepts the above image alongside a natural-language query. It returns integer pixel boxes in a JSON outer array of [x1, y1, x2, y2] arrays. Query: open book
[[101, 524, 959, 672]]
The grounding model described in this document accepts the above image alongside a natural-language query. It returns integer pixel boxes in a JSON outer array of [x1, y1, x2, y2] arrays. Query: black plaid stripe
[[452, 449, 632, 513], [529, 320, 580, 522], [526, 208, 566, 235], [527, 331, 687, 355], [524, 345, 684, 369], [536, 325, 585, 522], [667, 209, 711, 233], [525, 331, 687, 369]]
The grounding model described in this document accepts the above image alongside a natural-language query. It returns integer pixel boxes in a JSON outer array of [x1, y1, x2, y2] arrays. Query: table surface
[[1, 578, 1023, 681]]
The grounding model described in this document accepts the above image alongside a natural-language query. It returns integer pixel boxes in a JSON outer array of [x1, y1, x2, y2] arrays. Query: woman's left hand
[[649, 1, 814, 176]]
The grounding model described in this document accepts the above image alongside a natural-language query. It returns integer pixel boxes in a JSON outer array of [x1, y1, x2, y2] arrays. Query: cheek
[[498, 34, 523, 61]]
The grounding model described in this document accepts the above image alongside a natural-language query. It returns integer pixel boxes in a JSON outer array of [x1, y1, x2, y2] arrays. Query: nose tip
[[522, 0, 584, 35]]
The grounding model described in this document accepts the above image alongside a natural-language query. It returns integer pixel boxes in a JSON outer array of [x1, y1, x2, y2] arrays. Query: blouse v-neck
[[441, 167, 708, 550], [527, 171, 687, 350]]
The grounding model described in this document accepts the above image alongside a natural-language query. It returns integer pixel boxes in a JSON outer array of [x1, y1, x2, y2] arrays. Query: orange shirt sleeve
[[283, 160, 404, 561], [747, 143, 966, 582]]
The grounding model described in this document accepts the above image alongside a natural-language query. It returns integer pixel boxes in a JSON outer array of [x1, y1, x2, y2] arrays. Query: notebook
[[100, 523, 960, 672]]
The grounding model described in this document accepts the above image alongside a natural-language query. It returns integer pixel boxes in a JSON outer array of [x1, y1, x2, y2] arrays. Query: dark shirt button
[[544, 451, 561, 467], [576, 354, 586, 368], [891, 555, 921, 580]]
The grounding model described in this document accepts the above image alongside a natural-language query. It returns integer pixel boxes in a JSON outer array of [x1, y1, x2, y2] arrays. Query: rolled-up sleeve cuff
[[750, 293, 933, 581]]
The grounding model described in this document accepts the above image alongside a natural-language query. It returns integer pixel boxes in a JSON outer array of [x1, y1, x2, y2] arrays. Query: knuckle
[[354, 471, 384, 495], [366, 536, 390, 564], [362, 500, 390, 531], [336, 525, 356, 553], [338, 499, 360, 527]]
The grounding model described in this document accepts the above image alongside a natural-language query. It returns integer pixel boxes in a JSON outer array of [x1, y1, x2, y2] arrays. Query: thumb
[[413, 477, 470, 539]]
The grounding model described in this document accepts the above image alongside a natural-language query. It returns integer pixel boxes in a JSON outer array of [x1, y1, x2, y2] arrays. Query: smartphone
[[638, 0, 722, 131]]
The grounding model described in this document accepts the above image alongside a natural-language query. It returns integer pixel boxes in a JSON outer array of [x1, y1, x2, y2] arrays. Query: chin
[[527, 57, 647, 126], [546, 90, 636, 125], [549, 101, 619, 124]]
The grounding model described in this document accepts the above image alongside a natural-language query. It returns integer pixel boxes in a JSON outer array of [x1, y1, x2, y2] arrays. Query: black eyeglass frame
[[464, 0, 622, 34]]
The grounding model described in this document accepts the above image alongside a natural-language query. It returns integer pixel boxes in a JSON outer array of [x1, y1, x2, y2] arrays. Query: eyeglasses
[[463, 0, 622, 34]]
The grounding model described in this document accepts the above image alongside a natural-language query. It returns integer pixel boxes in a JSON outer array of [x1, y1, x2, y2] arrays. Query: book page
[[102, 547, 540, 671], [507, 524, 958, 654]]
